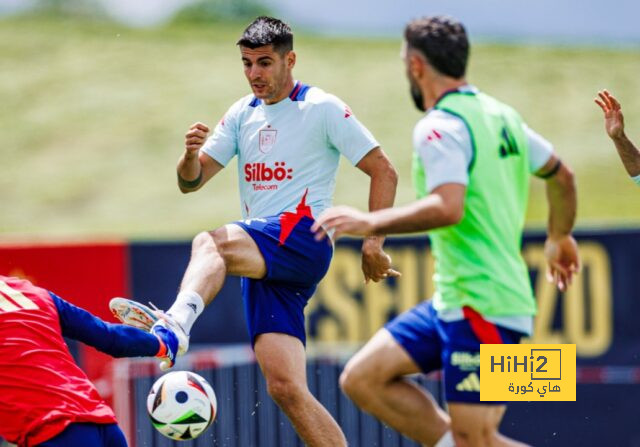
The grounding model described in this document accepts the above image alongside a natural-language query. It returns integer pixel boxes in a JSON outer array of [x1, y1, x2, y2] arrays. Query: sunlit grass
[[1, 16, 639, 239]]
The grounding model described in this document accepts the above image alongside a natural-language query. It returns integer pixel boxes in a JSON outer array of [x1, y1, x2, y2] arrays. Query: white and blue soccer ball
[[147, 371, 217, 441]]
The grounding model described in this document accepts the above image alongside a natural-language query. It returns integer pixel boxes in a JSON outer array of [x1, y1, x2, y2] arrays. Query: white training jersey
[[201, 81, 379, 219]]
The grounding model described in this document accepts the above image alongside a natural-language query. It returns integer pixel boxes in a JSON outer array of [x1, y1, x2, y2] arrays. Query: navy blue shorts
[[386, 300, 524, 404], [234, 214, 333, 346], [37, 423, 127, 447]]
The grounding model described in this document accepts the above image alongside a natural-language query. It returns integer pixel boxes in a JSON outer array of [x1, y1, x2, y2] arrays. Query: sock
[[434, 430, 455, 447], [166, 290, 204, 334]]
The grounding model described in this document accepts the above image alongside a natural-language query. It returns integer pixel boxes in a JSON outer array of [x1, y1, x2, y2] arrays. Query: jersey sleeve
[[324, 94, 379, 165], [523, 123, 554, 172], [414, 112, 471, 192], [200, 102, 241, 166], [51, 292, 160, 358]]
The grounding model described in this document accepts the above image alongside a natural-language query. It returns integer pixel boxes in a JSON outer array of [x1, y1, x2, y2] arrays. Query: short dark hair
[[237, 16, 293, 54], [404, 16, 469, 79]]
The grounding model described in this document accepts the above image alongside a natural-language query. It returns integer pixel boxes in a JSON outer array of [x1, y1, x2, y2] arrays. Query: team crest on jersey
[[259, 128, 278, 153]]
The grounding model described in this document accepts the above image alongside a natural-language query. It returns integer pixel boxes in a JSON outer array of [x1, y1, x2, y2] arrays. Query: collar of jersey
[[429, 84, 479, 112], [257, 81, 303, 110]]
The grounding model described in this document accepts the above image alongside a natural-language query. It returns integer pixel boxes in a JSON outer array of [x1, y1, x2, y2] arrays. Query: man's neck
[[423, 78, 468, 110], [264, 78, 296, 105]]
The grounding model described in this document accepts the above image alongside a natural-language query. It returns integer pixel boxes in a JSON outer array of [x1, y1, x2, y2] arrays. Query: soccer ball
[[147, 371, 217, 441]]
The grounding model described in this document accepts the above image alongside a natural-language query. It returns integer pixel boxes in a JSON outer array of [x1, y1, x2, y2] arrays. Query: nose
[[248, 64, 263, 80]]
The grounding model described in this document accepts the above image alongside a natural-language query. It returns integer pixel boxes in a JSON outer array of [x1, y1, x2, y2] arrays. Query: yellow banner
[[480, 344, 576, 401]]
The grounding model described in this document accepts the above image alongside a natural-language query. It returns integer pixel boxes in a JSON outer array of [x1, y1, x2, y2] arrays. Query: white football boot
[[109, 297, 159, 331]]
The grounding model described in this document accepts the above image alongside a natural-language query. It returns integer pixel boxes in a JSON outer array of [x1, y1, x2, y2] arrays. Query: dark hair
[[237, 16, 293, 54], [404, 16, 469, 78]]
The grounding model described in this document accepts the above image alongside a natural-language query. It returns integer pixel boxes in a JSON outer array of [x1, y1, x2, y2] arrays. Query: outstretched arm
[[312, 183, 465, 239], [535, 154, 579, 291], [51, 293, 175, 364], [595, 90, 640, 178], [355, 147, 401, 283]]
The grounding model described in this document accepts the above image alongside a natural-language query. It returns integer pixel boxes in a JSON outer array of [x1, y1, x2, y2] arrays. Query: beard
[[409, 81, 426, 112]]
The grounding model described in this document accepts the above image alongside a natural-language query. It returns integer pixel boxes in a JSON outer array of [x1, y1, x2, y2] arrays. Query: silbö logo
[[245, 162, 293, 191]]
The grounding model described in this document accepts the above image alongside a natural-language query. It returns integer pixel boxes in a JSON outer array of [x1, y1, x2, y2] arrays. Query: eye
[[259, 60, 271, 67], [242, 61, 251, 68]]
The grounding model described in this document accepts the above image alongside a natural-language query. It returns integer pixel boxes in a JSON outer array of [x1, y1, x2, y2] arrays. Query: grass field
[[1, 16, 639, 239]]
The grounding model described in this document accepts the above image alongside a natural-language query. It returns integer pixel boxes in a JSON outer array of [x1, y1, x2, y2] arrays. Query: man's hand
[[312, 206, 376, 241], [361, 237, 402, 284], [544, 234, 580, 292], [185, 122, 210, 155], [595, 90, 625, 140], [153, 325, 179, 371]]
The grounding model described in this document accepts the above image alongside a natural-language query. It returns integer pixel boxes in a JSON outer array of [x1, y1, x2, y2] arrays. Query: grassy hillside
[[1, 16, 639, 239]]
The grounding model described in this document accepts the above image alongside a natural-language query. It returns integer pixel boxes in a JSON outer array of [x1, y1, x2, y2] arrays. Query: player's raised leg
[[340, 328, 450, 446], [164, 223, 267, 332], [111, 223, 265, 350], [254, 333, 347, 447]]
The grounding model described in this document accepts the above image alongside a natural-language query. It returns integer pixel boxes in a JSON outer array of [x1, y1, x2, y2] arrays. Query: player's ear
[[286, 50, 296, 69], [408, 53, 424, 80]]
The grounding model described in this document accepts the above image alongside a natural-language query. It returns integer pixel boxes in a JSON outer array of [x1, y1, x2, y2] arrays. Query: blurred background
[[1, 1, 639, 446]]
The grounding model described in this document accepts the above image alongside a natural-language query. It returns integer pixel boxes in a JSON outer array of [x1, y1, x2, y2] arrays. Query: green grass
[[1, 16, 639, 239]]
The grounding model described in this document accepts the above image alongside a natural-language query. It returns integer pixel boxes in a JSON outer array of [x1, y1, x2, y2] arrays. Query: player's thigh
[[369, 300, 442, 380], [448, 402, 506, 447], [254, 332, 307, 386], [210, 224, 266, 278], [343, 328, 423, 385]]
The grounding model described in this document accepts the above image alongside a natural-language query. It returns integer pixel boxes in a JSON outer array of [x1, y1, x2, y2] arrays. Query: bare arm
[[537, 154, 576, 237], [354, 147, 400, 282], [611, 135, 640, 177], [595, 90, 640, 177], [177, 122, 224, 193], [312, 183, 465, 239], [535, 154, 579, 291], [356, 147, 398, 221], [369, 183, 464, 234]]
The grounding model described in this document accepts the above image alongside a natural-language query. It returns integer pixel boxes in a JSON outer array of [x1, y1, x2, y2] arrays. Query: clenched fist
[[185, 122, 210, 155]]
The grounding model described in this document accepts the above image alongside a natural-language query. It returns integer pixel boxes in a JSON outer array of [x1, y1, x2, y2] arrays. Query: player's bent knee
[[192, 229, 230, 263], [338, 367, 358, 397], [192, 231, 217, 253], [340, 360, 375, 404], [266, 377, 306, 409]]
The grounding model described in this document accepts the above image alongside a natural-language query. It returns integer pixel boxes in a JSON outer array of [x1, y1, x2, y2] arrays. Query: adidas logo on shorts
[[456, 372, 481, 392]]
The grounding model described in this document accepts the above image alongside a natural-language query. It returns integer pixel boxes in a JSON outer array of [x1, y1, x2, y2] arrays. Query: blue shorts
[[386, 300, 524, 404], [234, 214, 333, 346], [37, 423, 127, 447]]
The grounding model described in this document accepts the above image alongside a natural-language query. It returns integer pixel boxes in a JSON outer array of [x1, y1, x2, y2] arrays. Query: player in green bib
[[313, 15, 579, 447]]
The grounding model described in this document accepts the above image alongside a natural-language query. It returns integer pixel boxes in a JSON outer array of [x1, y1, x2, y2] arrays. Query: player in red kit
[[0, 275, 178, 447]]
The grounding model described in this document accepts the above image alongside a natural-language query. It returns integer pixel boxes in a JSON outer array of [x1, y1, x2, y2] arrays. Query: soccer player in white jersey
[[313, 16, 579, 447], [595, 89, 640, 185], [110, 16, 398, 446]]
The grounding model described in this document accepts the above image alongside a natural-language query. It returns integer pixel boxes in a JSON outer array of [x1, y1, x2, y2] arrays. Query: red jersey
[[0, 276, 116, 446]]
